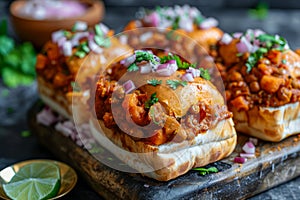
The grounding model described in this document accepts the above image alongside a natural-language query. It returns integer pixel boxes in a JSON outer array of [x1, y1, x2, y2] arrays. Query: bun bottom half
[[232, 102, 300, 142], [89, 118, 236, 181]]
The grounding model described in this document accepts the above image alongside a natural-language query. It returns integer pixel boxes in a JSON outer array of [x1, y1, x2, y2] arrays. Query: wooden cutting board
[[28, 103, 300, 200]]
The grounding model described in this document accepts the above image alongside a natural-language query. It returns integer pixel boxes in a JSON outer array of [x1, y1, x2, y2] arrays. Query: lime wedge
[[3, 162, 61, 200]]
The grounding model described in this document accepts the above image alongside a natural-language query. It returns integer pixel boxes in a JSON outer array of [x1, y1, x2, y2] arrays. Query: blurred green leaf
[[0, 35, 15, 56], [249, 2, 269, 20], [2, 67, 35, 88], [0, 19, 7, 35]]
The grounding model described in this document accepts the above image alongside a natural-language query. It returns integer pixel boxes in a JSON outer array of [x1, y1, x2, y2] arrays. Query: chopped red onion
[[73, 21, 88, 31], [145, 12, 160, 26], [242, 141, 255, 154], [233, 32, 243, 39], [140, 63, 152, 74], [249, 137, 258, 145], [36, 108, 57, 126], [167, 60, 178, 72], [199, 17, 218, 29], [166, 60, 176, 64], [55, 122, 73, 137], [156, 63, 172, 76], [57, 36, 67, 47], [51, 30, 64, 43], [220, 33, 233, 45], [88, 40, 103, 54], [236, 36, 253, 53], [71, 32, 89, 46], [121, 54, 136, 67], [123, 80, 136, 94], [240, 153, 256, 158], [181, 73, 194, 82], [254, 29, 265, 37], [234, 157, 247, 164], [62, 41, 72, 56], [186, 67, 200, 78]]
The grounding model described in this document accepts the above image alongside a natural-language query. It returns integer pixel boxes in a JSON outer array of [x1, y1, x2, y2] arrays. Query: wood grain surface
[[28, 103, 300, 200]]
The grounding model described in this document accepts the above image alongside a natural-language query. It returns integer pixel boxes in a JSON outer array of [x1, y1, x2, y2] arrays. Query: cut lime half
[[3, 162, 61, 200]]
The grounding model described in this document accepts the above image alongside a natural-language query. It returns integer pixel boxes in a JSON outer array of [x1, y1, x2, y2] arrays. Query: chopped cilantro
[[74, 50, 86, 58], [94, 35, 111, 48], [199, 68, 211, 80], [282, 59, 287, 64], [94, 24, 103, 37], [194, 15, 204, 25], [145, 93, 159, 109], [135, 51, 159, 65], [147, 79, 162, 86], [127, 63, 139, 72], [166, 79, 187, 90], [172, 16, 180, 30], [193, 166, 219, 176]]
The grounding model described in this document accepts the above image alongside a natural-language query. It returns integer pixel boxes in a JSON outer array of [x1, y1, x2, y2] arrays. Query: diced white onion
[[71, 32, 89, 46], [140, 63, 152, 74], [99, 23, 109, 35], [186, 67, 200, 78], [199, 17, 218, 29], [121, 54, 136, 67]]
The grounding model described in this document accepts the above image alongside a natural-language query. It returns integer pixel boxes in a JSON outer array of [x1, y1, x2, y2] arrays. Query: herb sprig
[[166, 80, 187, 90], [160, 53, 196, 69], [145, 93, 159, 109], [127, 51, 159, 72], [193, 167, 219, 176], [147, 79, 162, 86]]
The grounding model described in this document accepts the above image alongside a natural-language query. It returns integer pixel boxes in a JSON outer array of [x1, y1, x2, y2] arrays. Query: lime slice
[[3, 162, 61, 200]]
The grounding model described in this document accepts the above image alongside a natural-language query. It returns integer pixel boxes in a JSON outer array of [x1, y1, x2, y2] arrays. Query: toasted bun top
[[120, 70, 224, 118]]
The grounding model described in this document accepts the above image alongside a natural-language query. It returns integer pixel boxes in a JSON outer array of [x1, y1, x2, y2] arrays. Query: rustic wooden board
[[28, 103, 300, 200]]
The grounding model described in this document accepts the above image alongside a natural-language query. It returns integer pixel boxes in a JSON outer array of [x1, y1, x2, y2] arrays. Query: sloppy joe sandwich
[[35, 21, 132, 119], [215, 29, 300, 141], [87, 50, 237, 181], [122, 5, 223, 55]]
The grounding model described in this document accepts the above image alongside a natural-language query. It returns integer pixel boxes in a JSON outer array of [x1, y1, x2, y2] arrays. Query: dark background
[[1, 0, 300, 199]]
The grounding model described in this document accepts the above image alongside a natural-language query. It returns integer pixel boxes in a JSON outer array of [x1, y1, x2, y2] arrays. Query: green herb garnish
[[160, 53, 196, 69], [199, 68, 211, 81], [135, 51, 159, 65], [94, 35, 111, 48], [282, 59, 287, 64], [145, 93, 159, 109], [166, 79, 187, 90], [147, 79, 162, 86], [172, 16, 180, 30], [94, 24, 103, 37], [249, 2, 269, 20], [194, 15, 204, 25], [127, 63, 139, 72], [245, 33, 287, 72], [193, 166, 219, 176], [21, 130, 31, 138]]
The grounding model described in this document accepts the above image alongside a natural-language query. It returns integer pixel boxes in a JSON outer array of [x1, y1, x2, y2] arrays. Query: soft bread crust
[[89, 118, 236, 181], [38, 77, 72, 119], [233, 102, 300, 142]]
